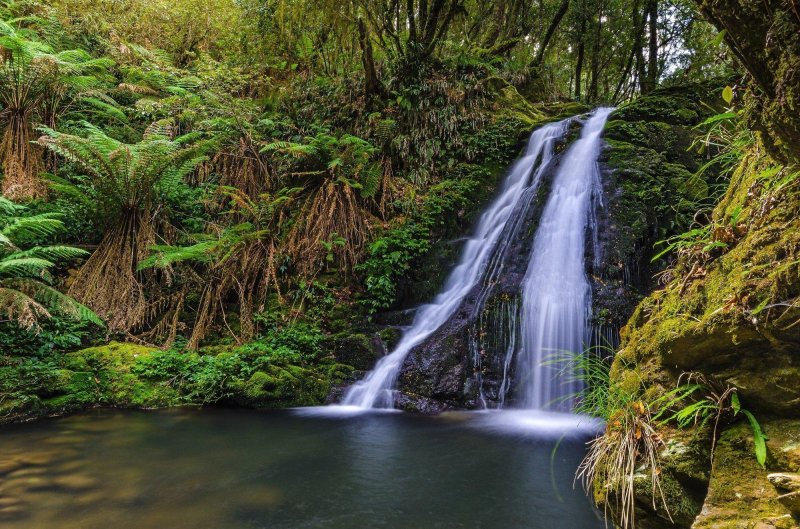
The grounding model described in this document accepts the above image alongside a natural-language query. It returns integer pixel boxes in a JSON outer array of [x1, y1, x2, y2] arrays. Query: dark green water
[[0, 408, 604, 528]]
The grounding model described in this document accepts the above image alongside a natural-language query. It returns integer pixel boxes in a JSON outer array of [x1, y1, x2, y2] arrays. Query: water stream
[[344, 109, 613, 412], [342, 119, 573, 409], [514, 108, 613, 410], [0, 409, 604, 529]]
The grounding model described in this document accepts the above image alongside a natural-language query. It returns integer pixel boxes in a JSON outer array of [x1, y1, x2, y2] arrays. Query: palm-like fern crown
[[38, 121, 209, 216], [262, 131, 381, 197], [0, 18, 114, 111], [0, 196, 102, 329]]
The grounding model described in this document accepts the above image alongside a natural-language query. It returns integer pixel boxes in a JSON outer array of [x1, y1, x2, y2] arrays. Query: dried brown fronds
[[288, 180, 372, 277], [578, 399, 669, 529], [67, 209, 155, 332]]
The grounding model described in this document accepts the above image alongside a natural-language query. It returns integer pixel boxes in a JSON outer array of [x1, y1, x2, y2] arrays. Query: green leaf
[[731, 391, 741, 414], [722, 86, 734, 105], [741, 409, 768, 468], [710, 29, 727, 47]]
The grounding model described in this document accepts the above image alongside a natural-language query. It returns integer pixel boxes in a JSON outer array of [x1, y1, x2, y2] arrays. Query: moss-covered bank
[[594, 90, 800, 528], [0, 339, 355, 425]]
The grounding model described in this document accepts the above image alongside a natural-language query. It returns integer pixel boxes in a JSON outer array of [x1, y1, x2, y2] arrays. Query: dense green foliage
[[0, 197, 100, 330], [0, 0, 770, 428], [0, 1, 798, 528]]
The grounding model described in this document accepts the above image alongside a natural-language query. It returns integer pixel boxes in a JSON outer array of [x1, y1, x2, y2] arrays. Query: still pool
[[0, 408, 604, 528]]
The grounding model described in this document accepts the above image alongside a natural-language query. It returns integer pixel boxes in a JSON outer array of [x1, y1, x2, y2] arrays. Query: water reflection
[[0, 409, 603, 528]]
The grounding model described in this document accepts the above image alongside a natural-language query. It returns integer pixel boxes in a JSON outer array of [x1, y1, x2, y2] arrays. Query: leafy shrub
[[0, 317, 96, 356], [358, 223, 431, 312]]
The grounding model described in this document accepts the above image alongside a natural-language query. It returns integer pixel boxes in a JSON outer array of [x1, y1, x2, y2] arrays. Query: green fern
[[0, 201, 102, 330]]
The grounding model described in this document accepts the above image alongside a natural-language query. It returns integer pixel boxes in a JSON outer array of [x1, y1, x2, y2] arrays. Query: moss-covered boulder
[[614, 146, 800, 416], [595, 133, 799, 528], [324, 332, 383, 371], [693, 421, 799, 529], [592, 82, 725, 337], [234, 364, 329, 407]]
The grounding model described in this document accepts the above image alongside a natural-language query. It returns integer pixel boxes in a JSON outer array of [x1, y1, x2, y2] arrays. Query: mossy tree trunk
[[692, 0, 800, 164], [358, 18, 384, 102]]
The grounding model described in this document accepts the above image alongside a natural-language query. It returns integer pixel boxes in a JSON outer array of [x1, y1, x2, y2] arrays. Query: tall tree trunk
[[634, 6, 647, 93], [588, 1, 603, 102], [690, 0, 800, 164], [641, 0, 658, 93], [358, 18, 384, 100], [613, 0, 645, 101], [530, 0, 570, 70], [575, 18, 586, 100]]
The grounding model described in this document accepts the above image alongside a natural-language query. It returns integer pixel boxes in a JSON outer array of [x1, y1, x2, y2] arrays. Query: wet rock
[[775, 490, 800, 516], [770, 473, 800, 492], [692, 422, 795, 529], [395, 153, 564, 410], [395, 392, 451, 414], [325, 332, 381, 371]]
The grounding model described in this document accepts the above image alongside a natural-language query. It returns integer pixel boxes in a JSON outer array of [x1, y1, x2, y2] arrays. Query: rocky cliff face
[[395, 125, 576, 412], [390, 85, 720, 413], [592, 82, 800, 529]]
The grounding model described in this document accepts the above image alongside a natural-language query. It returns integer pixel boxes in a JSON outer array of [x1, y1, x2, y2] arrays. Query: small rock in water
[[768, 473, 800, 492]]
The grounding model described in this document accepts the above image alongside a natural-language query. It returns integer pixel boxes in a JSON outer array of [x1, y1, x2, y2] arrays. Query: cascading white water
[[515, 107, 614, 411], [341, 118, 573, 409]]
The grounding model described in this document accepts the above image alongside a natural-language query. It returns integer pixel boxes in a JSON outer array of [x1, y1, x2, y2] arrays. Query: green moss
[[236, 363, 331, 408], [610, 81, 723, 125], [596, 130, 800, 527], [325, 332, 377, 371], [495, 84, 548, 126], [64, 341, 157, 372], [1, 332, 358, 424], [693, 421, 794, 528]]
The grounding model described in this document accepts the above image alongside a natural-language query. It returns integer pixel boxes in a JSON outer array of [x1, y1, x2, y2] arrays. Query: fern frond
[[2, 278, 103, 326], [1, 213, 64, 242], [0, 284, 50, 330], [0, 256, 55, 278], [9, 245, 88, 262]]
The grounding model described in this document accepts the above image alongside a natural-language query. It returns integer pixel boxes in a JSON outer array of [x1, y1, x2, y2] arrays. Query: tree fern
[[0, 18, 114, 199], [37, 121, 210, 332], [0, 200, 102, 330]]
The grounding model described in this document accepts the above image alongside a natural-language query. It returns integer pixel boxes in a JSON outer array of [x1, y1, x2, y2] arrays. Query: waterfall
[[341, 118, 573, 409], [513, 107, 614, 411]]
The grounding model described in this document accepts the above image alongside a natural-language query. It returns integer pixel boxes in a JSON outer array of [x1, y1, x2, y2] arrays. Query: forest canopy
[[0, 0, 742, 358]]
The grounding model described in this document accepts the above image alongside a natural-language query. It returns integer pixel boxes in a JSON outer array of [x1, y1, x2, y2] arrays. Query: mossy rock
[[65, 341, 157, 372], [325, 332, 379, 371], [598, 132, 799, 529], [693, 421, 796, 529], [495, 84, 548, 125], [612, 146, 800, 416], [236, 364, 331, 408], [609, 82, 724, 125]]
